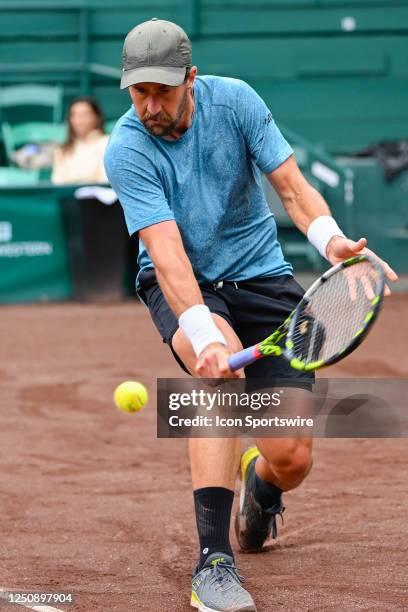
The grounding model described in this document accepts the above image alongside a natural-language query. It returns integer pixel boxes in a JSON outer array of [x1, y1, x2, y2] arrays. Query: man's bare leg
[[255, 436, 313, 491], [172, 313, 244, 490], [236, 387, 314, 552], [189, 437, 241, 490], [255, 386, 314, 488], [172, 315, 243, 568]]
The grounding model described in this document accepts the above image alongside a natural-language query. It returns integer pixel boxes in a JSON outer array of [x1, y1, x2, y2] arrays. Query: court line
[[0, 588, 64, 612]]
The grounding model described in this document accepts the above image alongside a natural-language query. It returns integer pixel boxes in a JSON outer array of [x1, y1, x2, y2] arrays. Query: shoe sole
[[235, 446, 267, 553], [191, 592, 256, 612], [240, 446, 260, 483]]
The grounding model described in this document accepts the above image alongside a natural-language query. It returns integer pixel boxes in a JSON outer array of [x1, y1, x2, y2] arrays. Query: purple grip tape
[[229, 346, 258, 371]]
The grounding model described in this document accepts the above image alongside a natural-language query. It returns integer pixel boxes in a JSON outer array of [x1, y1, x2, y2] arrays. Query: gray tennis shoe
[[191, 553, 257, 612]]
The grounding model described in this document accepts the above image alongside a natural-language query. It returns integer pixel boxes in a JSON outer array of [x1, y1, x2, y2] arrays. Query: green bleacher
[[0, 0, 407, 152], [0, 1, 407, 304]]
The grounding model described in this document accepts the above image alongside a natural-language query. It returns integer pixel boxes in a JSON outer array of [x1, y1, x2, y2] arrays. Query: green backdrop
[[1, 0, 407, 153], [0, 187, 72, 303]]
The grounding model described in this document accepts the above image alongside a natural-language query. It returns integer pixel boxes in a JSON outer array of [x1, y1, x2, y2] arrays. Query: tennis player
[[105, 18, 397, 612]]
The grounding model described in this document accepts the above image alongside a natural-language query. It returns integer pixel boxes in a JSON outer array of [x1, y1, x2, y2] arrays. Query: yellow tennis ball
[[114, 381, 148, 413]]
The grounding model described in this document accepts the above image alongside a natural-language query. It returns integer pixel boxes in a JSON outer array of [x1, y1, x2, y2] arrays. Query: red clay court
[[0, 294, 407, 611]]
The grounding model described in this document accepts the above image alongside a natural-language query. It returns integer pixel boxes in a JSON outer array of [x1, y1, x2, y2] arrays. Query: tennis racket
[[229, 255, 385, 373]]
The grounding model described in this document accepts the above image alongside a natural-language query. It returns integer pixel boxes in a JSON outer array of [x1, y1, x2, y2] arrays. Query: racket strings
[[291, 261, 382, 364]]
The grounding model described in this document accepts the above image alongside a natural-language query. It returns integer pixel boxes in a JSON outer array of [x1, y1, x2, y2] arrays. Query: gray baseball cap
[[121, 18, 192, 89]]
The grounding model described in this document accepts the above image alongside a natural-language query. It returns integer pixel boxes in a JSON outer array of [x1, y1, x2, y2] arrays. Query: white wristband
[[178, 304, 227, 357], [307, 215, 345, 260]]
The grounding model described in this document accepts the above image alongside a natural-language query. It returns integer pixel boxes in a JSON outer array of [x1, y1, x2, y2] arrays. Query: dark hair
[[61, 96, 105, 153], [184, 66, 191, 82]]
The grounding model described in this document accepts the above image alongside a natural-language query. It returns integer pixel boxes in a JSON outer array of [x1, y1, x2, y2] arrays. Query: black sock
[[253, 472, 282, 510], [194, 487, 234, 571]]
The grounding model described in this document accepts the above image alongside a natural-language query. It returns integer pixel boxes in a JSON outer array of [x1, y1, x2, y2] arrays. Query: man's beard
[[142, 88, 188, 136]]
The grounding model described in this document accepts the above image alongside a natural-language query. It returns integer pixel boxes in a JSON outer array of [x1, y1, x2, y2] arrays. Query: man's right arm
[[140, 221, 240, 378], [105, 139, 239, 377], [140, 220, 203, 316]]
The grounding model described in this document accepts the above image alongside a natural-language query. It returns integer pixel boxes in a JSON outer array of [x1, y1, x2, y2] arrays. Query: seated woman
[[51, 97, 109, 185]]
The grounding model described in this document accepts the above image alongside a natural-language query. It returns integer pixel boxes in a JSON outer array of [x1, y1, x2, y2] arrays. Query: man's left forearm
[[280, 181, 332, 235], [267, 155, 345, 259], [266, 155, 335, 234], [267, 155, 398, 289]]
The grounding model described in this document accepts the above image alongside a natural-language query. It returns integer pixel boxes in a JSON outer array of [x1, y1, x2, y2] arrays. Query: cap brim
[[120, 66, 186, 89]]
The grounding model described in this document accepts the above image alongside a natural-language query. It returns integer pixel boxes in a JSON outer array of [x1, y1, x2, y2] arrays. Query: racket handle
[[229, 346, 258, 371]]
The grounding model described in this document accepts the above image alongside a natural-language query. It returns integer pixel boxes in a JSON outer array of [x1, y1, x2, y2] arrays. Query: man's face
[[129, 79, 189, 136]]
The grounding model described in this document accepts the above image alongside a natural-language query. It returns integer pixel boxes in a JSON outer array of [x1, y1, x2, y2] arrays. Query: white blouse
[[51, 130, 109, 185]]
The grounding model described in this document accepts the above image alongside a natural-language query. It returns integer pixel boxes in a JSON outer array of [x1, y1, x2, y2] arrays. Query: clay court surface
[[0, 295, 407, 612]]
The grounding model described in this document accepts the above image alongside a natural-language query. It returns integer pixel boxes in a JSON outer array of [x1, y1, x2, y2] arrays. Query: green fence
[[331, 158, 408, 273], [0, 186, 73, 302], [0, 1, 407, 299], [1, 1, 408, 153], [0, 160, 406, 306]]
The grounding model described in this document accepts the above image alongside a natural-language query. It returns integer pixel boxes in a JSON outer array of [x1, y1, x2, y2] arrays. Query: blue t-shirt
[[104, 75, 293, 286]]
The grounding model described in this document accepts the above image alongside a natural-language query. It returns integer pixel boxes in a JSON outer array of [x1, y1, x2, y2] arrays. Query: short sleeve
[[238, 81, 293, 174], [104, 140, 175, 236]]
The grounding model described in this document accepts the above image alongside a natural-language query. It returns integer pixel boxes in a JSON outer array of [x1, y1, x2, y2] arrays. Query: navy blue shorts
[[138, 269, 314, 391]]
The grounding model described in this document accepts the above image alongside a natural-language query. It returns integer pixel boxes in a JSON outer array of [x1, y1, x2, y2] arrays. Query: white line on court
[[0, 589, 64, 612]]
